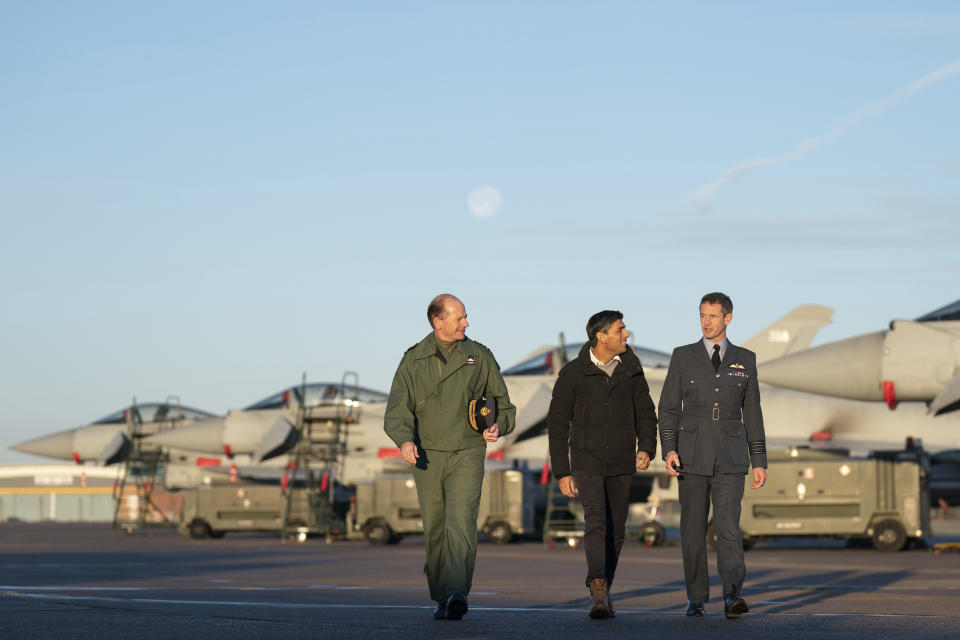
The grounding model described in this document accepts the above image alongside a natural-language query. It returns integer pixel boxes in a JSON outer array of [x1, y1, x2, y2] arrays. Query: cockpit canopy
[[93, 403, 216, 424], [243, 383, 389, 410], [916, 299, 960, 322]]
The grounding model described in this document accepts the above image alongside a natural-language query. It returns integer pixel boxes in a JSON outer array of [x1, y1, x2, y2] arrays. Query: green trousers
[[413, 446, 485, 602]]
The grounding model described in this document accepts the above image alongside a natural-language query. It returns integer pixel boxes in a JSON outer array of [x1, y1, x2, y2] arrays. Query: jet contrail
[[689, 58, 960, 210]]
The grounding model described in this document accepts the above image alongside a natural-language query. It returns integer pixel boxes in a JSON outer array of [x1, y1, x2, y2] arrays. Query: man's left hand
[[751, 466, 767, 489], [635, 451, 651, 471], [482, 423, 500, 443]]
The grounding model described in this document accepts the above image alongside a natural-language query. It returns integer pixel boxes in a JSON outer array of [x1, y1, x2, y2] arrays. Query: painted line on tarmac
[[2, 592, 956, 619], [0, 586, 147, 591]]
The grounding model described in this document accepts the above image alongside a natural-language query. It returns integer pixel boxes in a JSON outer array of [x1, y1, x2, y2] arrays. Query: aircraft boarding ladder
[[279, 372, 359, 540], [112, 399, 179, 532]]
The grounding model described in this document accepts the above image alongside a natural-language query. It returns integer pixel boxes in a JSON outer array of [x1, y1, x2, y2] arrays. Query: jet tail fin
[[744, 305, 834, 363]]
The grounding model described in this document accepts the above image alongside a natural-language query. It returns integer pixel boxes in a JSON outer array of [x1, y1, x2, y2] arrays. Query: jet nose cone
[[143, 418, 227, 453], [759, 331, 885, 401], [11, 429, 77, 460]]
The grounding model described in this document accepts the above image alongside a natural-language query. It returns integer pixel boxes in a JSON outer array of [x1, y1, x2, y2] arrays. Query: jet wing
[[929, 370, 960, 416], [97, 432, 131, 466], [251, 417, 299, 462]]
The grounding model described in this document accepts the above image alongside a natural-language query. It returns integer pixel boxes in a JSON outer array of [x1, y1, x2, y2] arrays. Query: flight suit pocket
[[463, 364, 484, 399], [677, 424, 698, 466], [724, 423, 749, 467]]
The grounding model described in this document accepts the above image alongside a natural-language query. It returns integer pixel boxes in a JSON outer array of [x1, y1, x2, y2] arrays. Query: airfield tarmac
[[1, 523, 959, 639]]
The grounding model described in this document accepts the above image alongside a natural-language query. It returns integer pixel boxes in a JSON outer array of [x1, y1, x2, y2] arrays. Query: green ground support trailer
[[179, 483, 341, 539], [624, 447, 931, 552], [346, 468, 539, 544]]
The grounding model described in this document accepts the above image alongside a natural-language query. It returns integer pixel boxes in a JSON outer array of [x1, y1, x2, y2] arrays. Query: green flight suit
[[384, 333, 516, 602]]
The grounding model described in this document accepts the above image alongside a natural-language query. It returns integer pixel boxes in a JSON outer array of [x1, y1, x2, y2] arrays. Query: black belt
[[685, 410, 742, 421]]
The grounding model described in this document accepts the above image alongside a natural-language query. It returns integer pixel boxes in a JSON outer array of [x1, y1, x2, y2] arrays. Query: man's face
[[433, 299, 469, 342], [597, 319, 630, 355], [700, 302, 732, 342]]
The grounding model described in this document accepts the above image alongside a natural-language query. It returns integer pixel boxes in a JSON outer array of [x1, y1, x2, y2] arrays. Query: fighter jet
[[140, 382, 404, 484], [10, 401, 218, 465], [759, 299, 960, 415]]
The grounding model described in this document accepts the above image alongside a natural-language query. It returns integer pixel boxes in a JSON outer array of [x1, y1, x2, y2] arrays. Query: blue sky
[[2, 2, 958, 462]]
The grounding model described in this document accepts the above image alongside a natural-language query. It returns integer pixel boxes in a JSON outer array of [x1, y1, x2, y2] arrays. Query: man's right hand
[[399, 441, 419, 465], [665, 451, 681, 477], [558, 476, 578, 498]]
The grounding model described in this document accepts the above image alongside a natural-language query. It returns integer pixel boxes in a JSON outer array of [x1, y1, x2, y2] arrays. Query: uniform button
[[714, 402, 719, 406], [716, 374, 720, 378], [715, 388, 719, 392]]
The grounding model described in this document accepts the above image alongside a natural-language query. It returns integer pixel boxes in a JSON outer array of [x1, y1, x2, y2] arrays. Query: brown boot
[[588, 578, 612, 619]]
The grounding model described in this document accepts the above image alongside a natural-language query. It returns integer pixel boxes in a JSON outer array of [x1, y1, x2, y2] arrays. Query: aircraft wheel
[[364, 521, 393, 545], [639, 522, 666, 547], [872, 520, 907, 552], [488, 521, 514, 544], [188, 519, 212, 540]]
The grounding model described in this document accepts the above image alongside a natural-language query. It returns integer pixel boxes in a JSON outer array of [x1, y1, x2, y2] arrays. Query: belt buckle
[[712, 407, 719, 421]]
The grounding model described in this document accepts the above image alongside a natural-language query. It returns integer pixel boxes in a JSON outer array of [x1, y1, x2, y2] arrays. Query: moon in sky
[[467, 185, 502, 218]]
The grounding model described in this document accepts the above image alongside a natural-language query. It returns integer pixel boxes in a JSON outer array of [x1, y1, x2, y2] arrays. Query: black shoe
[[433, 600, 446, 620], [724, 595, 749, 619], [686, 601, 706, 617], [446, 593, 468, 620]]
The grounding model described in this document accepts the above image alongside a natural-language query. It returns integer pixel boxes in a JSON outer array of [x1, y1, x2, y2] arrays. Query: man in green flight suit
[[384, 293, 516, 621]]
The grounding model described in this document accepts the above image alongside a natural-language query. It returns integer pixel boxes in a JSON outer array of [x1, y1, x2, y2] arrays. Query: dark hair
[[700, 292, 733, 316], [427, 293, 458, 328], [586, 310, 623, 346]]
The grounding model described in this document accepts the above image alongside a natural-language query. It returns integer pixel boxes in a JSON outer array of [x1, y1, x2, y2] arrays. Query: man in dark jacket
[[547, 310, 658, 619]]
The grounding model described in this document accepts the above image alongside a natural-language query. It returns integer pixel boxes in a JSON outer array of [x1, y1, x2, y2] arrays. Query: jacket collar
[[577, 342, 641, 374], [721, 341, 740, 368], [691, 338, 739, 369], [410, 333, 475, 359]]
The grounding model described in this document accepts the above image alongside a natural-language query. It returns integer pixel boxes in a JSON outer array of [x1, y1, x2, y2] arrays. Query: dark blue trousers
[[678, 470, 746, 603]]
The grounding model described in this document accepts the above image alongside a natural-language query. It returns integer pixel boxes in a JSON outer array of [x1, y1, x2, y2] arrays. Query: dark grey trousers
[[571, 472, 632, 588], [678, 471, 745, 603]]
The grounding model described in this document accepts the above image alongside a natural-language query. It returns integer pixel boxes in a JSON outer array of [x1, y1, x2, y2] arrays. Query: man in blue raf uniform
[[658, 292, 767, 619]]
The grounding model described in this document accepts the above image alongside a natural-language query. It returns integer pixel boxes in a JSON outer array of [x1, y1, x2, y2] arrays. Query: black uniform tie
[[712, 344, 721, 371]]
